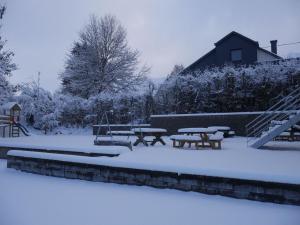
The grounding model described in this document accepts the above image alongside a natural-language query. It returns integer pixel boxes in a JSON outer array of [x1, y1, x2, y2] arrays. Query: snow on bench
[[209, 131, 224, 141], [131, 128, 167, 133], [228, 130, 235, 136], [170, 135, 202, 149], [170, 135, 202, 141], [107, 130, 134, 135], [208, 131, 224, 149], [170, 131, 224, 150], [271, 120, 288, 126]]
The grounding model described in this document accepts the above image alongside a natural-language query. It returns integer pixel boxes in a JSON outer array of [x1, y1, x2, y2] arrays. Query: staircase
[[11, 124, 20, 137], [246, 86, 300, 148]]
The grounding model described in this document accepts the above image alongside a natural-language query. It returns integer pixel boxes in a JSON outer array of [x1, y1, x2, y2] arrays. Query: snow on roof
[[1, 102, 21, 110]]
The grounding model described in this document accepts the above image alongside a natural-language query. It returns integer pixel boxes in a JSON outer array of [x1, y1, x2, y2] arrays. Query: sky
[[2, 0, 300, 92]]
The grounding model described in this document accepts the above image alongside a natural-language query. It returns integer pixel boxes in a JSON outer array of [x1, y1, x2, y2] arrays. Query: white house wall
[[257, 49, 278, 62]]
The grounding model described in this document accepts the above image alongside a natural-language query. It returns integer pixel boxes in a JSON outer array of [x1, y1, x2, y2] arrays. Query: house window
[[230, 49, 242, 62]]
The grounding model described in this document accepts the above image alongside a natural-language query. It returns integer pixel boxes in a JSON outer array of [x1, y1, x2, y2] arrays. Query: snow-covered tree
[[0, 4, 17, 105], [61, 14, 148, 99], [167, 64, 184, 78]]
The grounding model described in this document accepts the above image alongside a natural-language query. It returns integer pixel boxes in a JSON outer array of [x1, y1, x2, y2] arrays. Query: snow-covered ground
[[1, 133, 300, 184], [0, 134, 130, 155], [0, 159, 299, 225]]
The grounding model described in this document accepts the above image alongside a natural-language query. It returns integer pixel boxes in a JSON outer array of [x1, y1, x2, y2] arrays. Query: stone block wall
[[7, 154, 300, 206]]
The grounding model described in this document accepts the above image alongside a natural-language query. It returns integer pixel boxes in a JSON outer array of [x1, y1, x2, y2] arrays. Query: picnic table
[[131, 128, 167, 146], [177, 127, 218, 147]]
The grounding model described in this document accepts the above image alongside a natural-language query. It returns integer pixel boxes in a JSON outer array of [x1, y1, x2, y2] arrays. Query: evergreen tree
[[0, 4, 17, 105]]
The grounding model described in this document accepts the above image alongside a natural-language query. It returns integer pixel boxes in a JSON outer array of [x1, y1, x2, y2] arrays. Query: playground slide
[[13, 122, 30, 136]]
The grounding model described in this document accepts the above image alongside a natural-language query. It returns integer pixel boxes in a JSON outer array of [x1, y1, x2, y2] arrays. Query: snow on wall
[[7, 151, 300, 206]]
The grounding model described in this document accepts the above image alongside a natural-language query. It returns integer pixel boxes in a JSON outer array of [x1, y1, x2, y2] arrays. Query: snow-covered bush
[[54, 93, 87, 127], [17, 82, 58, 130], [156, 58, 300, 114], [40, 113, 59, 134]]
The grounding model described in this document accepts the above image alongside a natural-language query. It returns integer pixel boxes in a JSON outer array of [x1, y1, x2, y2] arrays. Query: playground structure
[[94, 111, 132, 150], [0, 102, 29, 137]]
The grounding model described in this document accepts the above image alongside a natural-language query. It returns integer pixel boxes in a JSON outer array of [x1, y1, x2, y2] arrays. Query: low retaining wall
[[93, 124, 150, 135], [150, 112, 263, 136], [7, 154, 300, 206], [0, 147, 119, 159]]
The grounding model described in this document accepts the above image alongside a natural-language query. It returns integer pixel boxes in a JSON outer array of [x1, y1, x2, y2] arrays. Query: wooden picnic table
[[132, 128, 167, 146], [178, 127, 218, 147]]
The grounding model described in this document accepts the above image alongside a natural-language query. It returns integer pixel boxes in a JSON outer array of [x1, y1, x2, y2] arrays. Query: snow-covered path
[[0, 160, 299, 225]]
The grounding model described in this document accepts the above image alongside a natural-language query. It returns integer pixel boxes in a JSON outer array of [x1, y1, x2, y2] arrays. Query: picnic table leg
[[180, 141, 185, 148], [151, 135, 166, 146], [133, 135, 148, 146]]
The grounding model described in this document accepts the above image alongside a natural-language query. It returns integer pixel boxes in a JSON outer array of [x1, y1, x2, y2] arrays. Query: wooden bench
[[170, 135, 202, 149], [106, 130, 135, 136], [208, 131, 224, 149], [275, 132, 291, 141], [227, 130, 235, 137]]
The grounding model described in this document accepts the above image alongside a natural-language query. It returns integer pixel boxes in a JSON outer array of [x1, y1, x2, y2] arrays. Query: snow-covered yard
[[0, 159, 300, 225], [1, 134, 300, 184]]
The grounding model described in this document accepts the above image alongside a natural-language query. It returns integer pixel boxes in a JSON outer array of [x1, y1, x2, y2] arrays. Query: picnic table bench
[[106, 130, 135, 136], [275, 125, 300, 141], [132, 128, 167, 146], [208, 131, 224, 149]]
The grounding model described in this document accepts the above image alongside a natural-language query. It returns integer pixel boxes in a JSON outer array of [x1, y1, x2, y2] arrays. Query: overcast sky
[[3, 0, 300, 92]]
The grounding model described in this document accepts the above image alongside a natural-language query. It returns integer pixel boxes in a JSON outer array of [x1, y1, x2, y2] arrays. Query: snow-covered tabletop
[[178, 127, 218, 134], [208, 126, 231, 131], [131, 128, 167, 133]]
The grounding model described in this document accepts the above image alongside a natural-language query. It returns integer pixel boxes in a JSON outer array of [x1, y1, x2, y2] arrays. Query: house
[[183, 31, 282, 72]]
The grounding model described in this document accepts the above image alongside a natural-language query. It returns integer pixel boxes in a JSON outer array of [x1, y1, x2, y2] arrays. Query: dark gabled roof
[[182, 31, 282, 73], [257, 46, 282, 59], [182, 49, 216, 73], [214, 31, 259, 47]]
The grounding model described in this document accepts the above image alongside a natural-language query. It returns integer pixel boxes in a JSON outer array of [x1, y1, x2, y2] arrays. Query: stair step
[[252, 112, 300, 148]]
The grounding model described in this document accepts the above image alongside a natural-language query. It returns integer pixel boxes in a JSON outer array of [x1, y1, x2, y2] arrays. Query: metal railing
[[246, 86, 300, 145]]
